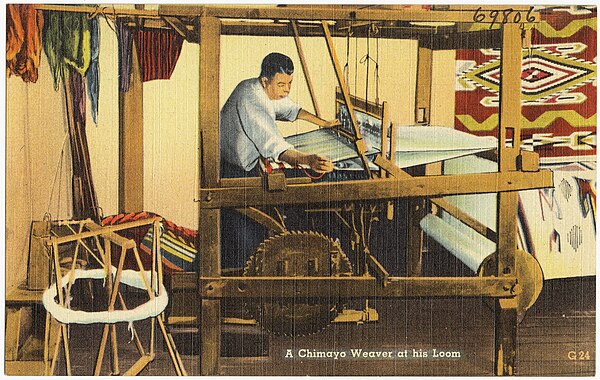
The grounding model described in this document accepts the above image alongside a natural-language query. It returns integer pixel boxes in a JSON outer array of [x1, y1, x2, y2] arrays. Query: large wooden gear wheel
[[244, 231, 352, 336], [478, 249, 544, 323]]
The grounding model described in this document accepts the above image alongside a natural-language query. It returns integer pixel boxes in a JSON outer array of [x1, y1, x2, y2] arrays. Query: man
[[220, 52, 338, 178], [219, 52, 339, 268]]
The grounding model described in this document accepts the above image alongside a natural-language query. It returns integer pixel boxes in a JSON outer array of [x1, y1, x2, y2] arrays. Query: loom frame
[[186, 7, 552, 376]]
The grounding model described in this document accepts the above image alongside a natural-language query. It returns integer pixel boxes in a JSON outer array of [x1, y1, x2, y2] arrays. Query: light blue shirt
[[220, 78, 301, 172]]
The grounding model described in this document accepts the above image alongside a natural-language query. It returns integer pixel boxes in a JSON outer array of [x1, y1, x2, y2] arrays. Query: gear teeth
[[243, 254, 258, 276], [243, 230, 352, 336]]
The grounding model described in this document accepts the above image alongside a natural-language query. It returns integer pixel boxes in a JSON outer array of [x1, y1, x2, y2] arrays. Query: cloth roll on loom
[[420, 214, 495, 273], [420, 155, 498, 273]]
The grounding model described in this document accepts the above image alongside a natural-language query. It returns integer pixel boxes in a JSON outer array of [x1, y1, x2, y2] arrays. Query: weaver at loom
[[220, 52, 339, 179], [219, 52, 341, 269], [218, 39, 502, 276]]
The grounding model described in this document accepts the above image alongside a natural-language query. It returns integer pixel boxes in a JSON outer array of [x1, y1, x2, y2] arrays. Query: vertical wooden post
[[495, 297, 518, 375], [198, 15, 222, 376], [119, 40, 144, 213], [498, 23, 522, 173], [494, 23, 522, 376], [406, 196, 425, 277], [406, 44, 433, 277], [291, 20, 321, 118], [322, 21, 372, 178], [415, 46, 433, 125], [386, 121, 397, 220], [495, 191, 519, 376]]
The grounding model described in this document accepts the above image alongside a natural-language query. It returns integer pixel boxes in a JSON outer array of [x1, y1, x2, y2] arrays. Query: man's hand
[[320, 118, 341, 128], [306, 154, 334, 173], [280, 149, 334, 173], [297, 109, 341, 129]]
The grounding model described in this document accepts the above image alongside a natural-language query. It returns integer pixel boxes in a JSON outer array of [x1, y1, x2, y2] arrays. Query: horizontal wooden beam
[[431, 198, 498, 242], [6, 287, 44, 304], [199, 170, 553, 208], [220, 21, 449, 39], [36, 3, 535, 22], [47, 217, 161, 245], [160, 5, 539, 23], [419, 29, 503, 50], [35, 4, 161, 16], [34, 4, 527, 47], [219, 176, 311, 188], [190, 276, 517, 298], [84, 221, 136, 249], [436, 5, 533, 11]]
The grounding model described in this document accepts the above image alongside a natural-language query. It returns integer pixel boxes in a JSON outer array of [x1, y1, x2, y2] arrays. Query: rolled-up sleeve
[[237, 97, 293, 161], [274, 97, 301, 122]]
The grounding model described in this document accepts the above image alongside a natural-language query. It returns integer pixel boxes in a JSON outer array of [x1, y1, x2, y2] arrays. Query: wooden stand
[[42, 218, 187, 376]]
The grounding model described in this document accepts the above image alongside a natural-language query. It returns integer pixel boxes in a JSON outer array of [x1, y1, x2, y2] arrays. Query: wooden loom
[[32, 4, 553, 376]]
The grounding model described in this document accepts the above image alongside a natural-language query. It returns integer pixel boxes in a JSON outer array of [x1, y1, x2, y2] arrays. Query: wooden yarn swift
[[42, 217, 186, 376]]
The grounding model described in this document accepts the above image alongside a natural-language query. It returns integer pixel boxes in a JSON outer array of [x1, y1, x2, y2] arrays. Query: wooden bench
[[5, 284, 52, 375]]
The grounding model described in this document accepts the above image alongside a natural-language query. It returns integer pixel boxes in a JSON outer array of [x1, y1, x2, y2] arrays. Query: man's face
[[261, 73, 293, 100]]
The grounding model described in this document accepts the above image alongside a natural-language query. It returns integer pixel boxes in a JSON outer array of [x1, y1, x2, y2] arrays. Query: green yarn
[[42, 10, 91, 90]]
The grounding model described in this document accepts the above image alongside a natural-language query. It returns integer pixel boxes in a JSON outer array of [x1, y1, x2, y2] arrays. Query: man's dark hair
[[260, 52, 294, 80]]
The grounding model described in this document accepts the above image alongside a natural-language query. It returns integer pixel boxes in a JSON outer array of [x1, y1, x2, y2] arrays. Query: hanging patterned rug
[[101, 212, 198, 273], [455, 6, 596, 159]]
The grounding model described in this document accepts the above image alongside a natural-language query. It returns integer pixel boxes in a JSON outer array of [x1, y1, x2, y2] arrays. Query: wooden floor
[[13, 274, 594, 377]]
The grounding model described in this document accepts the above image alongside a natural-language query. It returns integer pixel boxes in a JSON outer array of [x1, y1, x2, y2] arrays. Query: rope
[[102, 9, 117, 34]]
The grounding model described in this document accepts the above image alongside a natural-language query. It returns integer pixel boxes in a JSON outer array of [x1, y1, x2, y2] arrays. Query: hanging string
[[374, 23, 380, 105], [46, 133, 70, 218], [343, 25, 351, 93], [102, 6, 118, 34], [359, 23, 381, 107], [354, 31, 358, 98], [86, 4, 117, 34], [364, 24, 370, 106]]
